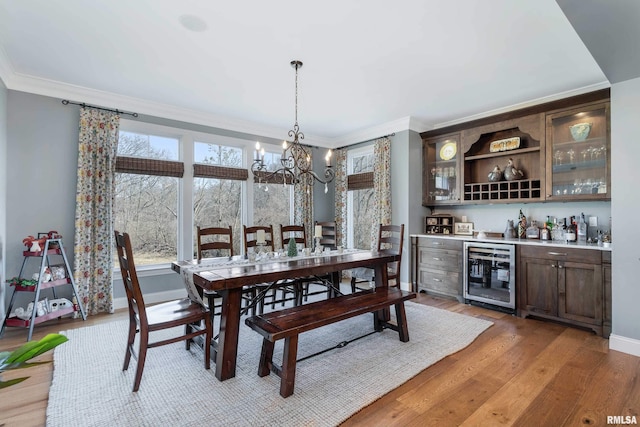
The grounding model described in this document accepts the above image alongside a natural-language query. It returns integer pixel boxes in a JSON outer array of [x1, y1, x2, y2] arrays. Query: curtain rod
[[336, 132, 395, 150], [61, 100, 139, 117]]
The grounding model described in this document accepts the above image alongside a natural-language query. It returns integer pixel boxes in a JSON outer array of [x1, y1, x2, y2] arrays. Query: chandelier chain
[[250, 60, 335, 190]]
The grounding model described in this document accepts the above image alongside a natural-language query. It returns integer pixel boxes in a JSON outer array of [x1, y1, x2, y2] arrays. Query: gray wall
[[4, 92, 81, 310], [0, 79, 7, 320], [389, 130, 429, 285], [311, 146, 336, 223], [611, 77, 640, 342]]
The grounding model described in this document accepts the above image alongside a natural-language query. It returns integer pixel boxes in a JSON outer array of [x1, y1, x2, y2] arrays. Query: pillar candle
[[256, 229, 266, 244], [314, 225, 323, 238]]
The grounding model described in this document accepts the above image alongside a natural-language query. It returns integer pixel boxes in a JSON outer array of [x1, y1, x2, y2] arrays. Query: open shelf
[[10, 278, 71, 292], [4, 306, 76, 328]]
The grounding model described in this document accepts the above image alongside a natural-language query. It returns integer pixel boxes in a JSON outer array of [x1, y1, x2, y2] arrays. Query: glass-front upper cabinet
[[423, 132, 460, 206], [545, 102, 610, 201]]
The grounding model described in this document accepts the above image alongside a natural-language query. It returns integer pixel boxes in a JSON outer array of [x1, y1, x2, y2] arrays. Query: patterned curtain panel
[[74, 108, 120, 315], [371, 137, 392, 246], [334, 148, 348, 247], [294, 148, 313, 240]]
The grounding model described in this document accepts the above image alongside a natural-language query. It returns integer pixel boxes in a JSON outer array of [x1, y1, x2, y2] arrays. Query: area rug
[[46, 302, 492, 427]]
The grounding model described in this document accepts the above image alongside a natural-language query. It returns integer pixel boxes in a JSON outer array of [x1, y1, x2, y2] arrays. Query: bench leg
[[258, 338, 274, 377], [394, 302, 410, 342], [280, 335, 299, 398]]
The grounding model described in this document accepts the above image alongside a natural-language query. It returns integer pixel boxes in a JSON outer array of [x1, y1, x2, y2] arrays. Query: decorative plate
[[490, 137, 521, 153], [439, 141, 457, 160]]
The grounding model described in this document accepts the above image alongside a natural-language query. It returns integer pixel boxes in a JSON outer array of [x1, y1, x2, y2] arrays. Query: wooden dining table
[[171, 249, 399, 381]]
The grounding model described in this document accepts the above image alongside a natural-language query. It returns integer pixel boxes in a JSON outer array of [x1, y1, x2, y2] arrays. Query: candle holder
[[256, 242, 267, 260], [314, 237, 322, 254]]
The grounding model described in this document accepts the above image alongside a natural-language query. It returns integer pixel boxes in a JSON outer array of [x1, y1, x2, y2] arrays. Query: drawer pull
[[433, 278, 442, 282], [548, 251, 567, 256], [558, 265, 564, 269], [432, 257, 442, 261], [432, 242, 443, 246]]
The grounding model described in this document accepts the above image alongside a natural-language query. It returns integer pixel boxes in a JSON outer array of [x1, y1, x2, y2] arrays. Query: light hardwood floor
[[1, 293, 638, 427]]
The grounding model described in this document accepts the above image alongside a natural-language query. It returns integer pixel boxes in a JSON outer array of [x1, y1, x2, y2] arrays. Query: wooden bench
[[244, 287, 417, 397]]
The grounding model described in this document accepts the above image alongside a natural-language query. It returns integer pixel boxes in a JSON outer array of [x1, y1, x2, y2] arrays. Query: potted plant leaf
[[0, 333, 68, 388]]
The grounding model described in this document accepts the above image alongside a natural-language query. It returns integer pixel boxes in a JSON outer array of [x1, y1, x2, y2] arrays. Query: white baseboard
[[609, 334, 640, 357], [113, 289, 187, 311]]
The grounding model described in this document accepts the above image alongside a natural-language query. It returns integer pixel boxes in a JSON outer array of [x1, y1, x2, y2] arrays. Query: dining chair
[[280, 224, 306, 254], [114, 230, 212, 392], [197, 225, 233, 259], [351, 224, 405, 293], [279, 224, 313, 305], [309, 220, 342, 299], [243, 225, 283, 314], [315, 220, 338, 250], [196, 225, 234, 315]]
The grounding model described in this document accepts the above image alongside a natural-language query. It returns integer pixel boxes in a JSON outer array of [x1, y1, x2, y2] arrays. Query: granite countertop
[[410, 233, 612, 251]]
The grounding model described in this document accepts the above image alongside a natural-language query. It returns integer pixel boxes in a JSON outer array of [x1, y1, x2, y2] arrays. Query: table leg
[[374, 261, 391, 321], [373, 261, 389, 288], [330, 271, 341, 297], [215, 287, 242, 381]]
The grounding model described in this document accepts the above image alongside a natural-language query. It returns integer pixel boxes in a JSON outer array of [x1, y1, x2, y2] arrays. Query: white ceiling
[[0, 0, 610, 147]]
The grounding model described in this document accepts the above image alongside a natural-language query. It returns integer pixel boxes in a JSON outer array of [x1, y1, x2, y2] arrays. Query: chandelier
[[251, 60, 335, 193]]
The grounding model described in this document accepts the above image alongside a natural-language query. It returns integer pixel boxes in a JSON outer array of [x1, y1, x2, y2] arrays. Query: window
[[253, 150, 293, 249], [347, 147, 375, 249], [114, 131, 181, 266], [113, 120, 294, 269], [193, 141, 245, 255]]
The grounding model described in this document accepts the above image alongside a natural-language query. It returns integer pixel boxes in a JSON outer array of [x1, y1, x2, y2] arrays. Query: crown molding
[[333, 117, 415, 148], [1, 66, 611, 150], [3, 70, 338, 146], [432, 81, 611, 130], [0, 46, 15, 88]]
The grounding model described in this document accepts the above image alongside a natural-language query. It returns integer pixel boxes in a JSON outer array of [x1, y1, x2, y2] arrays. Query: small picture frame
[[426, 217, 438, 226], [454, 222, 474, 235]]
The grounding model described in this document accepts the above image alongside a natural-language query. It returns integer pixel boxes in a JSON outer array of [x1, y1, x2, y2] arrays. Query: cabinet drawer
[[417, 237, 463, 251], [519, 245, 601, 264], [418, 248, 460, 271], [418, 268, 461, 296]]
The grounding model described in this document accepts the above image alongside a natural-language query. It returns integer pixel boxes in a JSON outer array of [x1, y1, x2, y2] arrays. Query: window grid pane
[[194, 142, 243, 166], [193, 177, 243, 256], [350, 188, 375, 250], [114, 173, 178, 266], [118, 131, 179, 160]]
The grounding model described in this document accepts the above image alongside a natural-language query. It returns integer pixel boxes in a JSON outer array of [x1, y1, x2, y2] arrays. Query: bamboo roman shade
[[347, 172, 374, 190], [116, 156, 184, 177], [194, 164, 248, 181]]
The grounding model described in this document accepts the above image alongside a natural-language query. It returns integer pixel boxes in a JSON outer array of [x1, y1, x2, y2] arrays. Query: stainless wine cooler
[[463, 242, 516, 311]]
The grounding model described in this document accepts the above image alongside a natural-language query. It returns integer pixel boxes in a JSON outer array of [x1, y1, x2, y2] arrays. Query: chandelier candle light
[[251, 60, 335, 193], [314, 225, 323, 253]]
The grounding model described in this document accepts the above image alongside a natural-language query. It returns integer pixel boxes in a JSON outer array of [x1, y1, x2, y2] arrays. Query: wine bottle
[[566, 216, 577, 242], [577, 213, 587, 243]]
